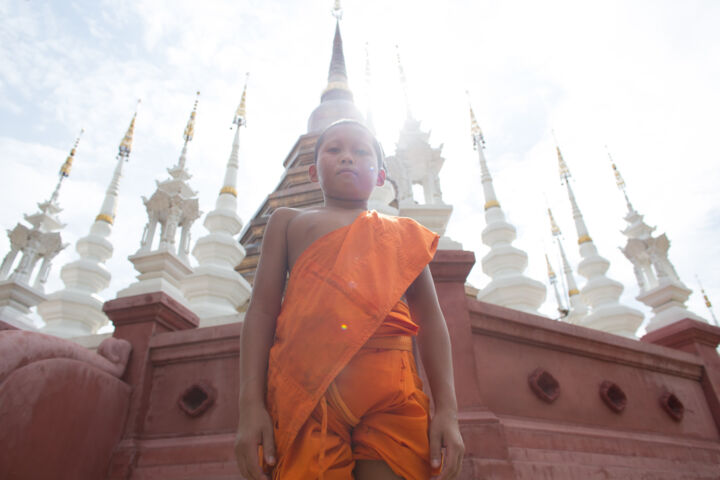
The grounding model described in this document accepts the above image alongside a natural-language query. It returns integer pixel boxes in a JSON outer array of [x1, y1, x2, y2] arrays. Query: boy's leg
[[354, 460, 403, 480]]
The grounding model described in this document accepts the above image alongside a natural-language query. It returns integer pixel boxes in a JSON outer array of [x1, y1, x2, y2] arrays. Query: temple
[[2, 4, 719, 479]]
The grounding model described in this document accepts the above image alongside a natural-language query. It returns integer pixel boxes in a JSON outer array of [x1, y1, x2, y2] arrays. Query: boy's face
[[309, 124, 386, 202]]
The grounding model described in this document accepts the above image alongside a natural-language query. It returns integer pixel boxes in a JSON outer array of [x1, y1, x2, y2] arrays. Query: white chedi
[[469, 104, 545, 313], [611, 160, 705, 331], [40, 113, 137, 338], [183, 88, 252, 326], [557, 147, 643, 338], [0, 133, 81, 330], [386, 117, 459, 249], [117, 95, 201, 307]]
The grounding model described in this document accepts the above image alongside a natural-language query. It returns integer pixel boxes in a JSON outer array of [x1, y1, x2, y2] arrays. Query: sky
[[1, 0, 719, 333]]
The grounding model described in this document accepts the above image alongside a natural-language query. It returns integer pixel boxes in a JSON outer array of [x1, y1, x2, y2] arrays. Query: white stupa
[[39, 108, 138, 337], [469, 102, 546, 313], [116, 93, 202, 306], [0, 132, 81, 329], [182, 79, 252, 326], [548, 207, 588, 323], [385, 46, 459, 249], [556, 145, 643, 338], [610, 156, 706, 331]]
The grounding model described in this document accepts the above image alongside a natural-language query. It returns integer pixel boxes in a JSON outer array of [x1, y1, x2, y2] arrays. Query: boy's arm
[[406, 266, 465, 480], [235, 208, 294, 480]]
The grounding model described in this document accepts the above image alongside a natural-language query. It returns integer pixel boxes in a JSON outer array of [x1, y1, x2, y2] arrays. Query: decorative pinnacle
[[467, 91, 485, 150], [332, 0, 343, 20], [548, 208, 562, 236], [607, 146, 634, 212], [233, 73, 249, 128], [557, 146, 571, 183], [118, 99, 140, 158], [323, 20, 349, 93], [553, 131, 571, 183], [184, 91, 200, 143], [60, 128, 84, 178], [545, 253, 557, 280], [696, 275, 718, 325]]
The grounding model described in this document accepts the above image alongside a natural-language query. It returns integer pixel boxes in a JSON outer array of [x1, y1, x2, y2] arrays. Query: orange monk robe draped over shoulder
[[266, 211, 439, 456]]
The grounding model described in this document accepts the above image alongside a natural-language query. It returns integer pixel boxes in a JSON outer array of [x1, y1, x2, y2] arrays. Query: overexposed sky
[[1, 0, 719, 330]]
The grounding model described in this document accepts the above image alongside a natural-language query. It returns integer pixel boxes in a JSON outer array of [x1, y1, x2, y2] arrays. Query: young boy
[[235, 120, 464, 480]]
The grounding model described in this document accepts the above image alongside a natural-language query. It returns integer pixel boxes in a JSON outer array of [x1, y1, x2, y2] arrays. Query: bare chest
[[286, 211, 363, 272]]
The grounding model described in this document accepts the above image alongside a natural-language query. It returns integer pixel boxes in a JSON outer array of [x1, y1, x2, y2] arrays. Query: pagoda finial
[[176, 92, 200, 172], [233, 73, 249, 128], [332, 0, 343, 20], [467, 91, 485, 150], [545, 251, 568, 318], [322, 17, 350, 97], [45, 128, 84, 209], [548, 207, 562, 236], [553, 130, 571, 183], [607, 146, 635, 213], [59, 128, 84, 178], [697, 275, 719, 326], [184, 91, 200, 143], [395, 44, 413, 120], [545, 253, 557, 280], [118, 99, 140, 159]]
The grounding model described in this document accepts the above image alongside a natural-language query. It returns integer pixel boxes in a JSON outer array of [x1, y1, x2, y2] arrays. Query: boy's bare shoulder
[[267, 207, 301, 227]]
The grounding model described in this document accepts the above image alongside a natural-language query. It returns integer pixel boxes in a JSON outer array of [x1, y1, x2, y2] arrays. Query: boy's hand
[[235, 402, 276, 480], [429, 409, 464, 479]]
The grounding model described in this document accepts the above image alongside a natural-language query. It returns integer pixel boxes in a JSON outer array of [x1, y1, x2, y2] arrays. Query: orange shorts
[[272, 338, 433, 479]]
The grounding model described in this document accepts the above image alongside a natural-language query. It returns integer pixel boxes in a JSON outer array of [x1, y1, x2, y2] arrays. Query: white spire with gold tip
[[610, 152, 706, 331], [555, 142, 643, 337], [0, 131, 83, 329], [117, 93, 202, 307], [467, 97, 545, 313], [183, 76, 253, 326], [174, 91, 199, 177], [40, 104, 140, 338], [545, 253, 568, 319], [548, 207, 587, 323], [697, 276, 718, 326]]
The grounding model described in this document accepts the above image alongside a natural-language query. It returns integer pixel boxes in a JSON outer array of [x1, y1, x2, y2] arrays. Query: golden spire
[[119, 99, 140, 158], [545, 253, 557, 280], [233, 74, 249, 127], [557, 146, 571, 182], [548, 207, 562, 236], [553, 130, 571, 183], [467, 91, 485, 150], [60, 129, 84, 177], [184, 91, 200, 142], [607, 147, 635, 212], [696, 275, 719, 325]]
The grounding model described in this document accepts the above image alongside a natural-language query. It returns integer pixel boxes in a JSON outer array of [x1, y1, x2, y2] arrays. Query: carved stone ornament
[[659, 391, 684, 422], [528, 368, 560, 404], [599, 381, 627, 413], [178, 381, 217, 417]]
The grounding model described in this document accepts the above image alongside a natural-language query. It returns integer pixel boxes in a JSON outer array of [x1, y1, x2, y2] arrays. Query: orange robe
[[266, 211, 439, 478]]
